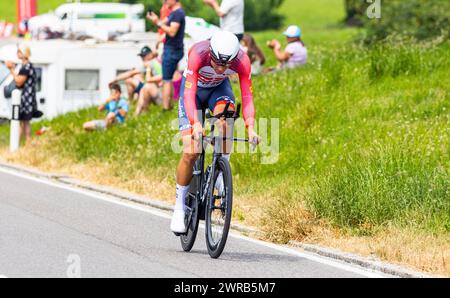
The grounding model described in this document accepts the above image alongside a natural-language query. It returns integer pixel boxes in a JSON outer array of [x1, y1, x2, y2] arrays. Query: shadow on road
[[185, 250, 301, 263]]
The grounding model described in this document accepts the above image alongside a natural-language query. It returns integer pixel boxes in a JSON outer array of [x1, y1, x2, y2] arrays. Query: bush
[[244, 0, 285, 31], [122, 0, 285, 31], [363, 0, 450, 43], [344, 0, 367, 26]]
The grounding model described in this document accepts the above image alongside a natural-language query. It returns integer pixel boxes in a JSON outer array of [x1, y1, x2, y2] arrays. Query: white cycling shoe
[[171, 209, 187, 234]]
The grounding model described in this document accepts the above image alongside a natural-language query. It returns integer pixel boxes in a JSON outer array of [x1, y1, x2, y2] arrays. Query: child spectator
[[83, 83, 129, 131], [267, 25, 308, 70], [241, 33, 266, 75]]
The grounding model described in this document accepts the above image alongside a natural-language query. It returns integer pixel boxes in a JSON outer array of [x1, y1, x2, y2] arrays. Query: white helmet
[[210, 31, 240, 65]]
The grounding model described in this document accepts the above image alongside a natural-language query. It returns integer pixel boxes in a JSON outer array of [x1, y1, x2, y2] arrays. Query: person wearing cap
[[203, 0, 245, 41], [267, 25, 308, 69], [5, 44, 37, 145], [110, 46, 163, 115]]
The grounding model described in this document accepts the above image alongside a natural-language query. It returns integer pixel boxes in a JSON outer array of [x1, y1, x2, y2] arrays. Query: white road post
[[10, 89, 21, 152]]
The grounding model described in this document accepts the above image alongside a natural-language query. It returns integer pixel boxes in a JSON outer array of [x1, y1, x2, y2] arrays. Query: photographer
[[147, 0, 186, 111], [5, 44, 37, 145]]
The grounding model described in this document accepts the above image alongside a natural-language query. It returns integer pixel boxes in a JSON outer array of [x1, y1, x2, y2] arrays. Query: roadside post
[[10, 90, 21, 152]]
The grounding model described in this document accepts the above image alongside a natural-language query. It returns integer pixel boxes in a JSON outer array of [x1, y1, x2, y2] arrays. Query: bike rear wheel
[[205, 157, 233, 259]]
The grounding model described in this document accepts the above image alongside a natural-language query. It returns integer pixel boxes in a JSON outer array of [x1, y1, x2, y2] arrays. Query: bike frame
[[196, 120, 224, 216], [192, 102, 248, 223]]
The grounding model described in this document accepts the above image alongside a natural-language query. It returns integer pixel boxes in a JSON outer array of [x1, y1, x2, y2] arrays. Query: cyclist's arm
[[183, 54, 201, 126], [238, 57, 256, 128]]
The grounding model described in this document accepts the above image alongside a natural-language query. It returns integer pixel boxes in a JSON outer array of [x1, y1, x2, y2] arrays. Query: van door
[[34, 65, 47, 118], [0, 62, 11, 119]]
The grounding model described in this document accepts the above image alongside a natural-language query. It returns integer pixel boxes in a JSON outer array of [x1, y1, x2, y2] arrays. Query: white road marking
[[0, 166, 389, 278]]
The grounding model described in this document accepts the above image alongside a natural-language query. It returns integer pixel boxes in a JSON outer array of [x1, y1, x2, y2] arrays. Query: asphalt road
[[0, 167, 389, 278]]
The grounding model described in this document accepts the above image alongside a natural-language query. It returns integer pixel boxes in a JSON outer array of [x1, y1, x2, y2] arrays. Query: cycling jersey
[[182, 40, 255, 128]]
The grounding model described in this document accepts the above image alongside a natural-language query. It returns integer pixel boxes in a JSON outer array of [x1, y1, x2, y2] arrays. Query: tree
[[344, 0, 366, 26], [121, 0, 285, 31]]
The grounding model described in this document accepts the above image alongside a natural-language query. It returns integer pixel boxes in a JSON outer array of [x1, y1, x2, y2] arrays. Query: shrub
[[123, 0, 285, 31], [363, 0, 450, 43]]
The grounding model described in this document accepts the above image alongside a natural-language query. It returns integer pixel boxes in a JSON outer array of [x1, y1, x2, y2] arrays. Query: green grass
[[0, 0, 449, 239], [252, 0, 359, 66], [0, 0, 17, 22]]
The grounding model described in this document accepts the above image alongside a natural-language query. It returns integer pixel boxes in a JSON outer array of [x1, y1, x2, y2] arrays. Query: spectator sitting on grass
[[110, 46, 162, 105], [267, 25, 307, 70], [241, 33, 266, 75], [83, 83, 128, 132], [132, 46, 164, 116]]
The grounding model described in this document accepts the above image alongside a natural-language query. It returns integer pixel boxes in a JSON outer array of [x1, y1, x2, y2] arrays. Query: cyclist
[[171, 30, 260, 233]]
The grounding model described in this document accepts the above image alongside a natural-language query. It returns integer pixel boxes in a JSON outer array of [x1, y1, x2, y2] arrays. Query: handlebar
[[193, 102, 258, 150]]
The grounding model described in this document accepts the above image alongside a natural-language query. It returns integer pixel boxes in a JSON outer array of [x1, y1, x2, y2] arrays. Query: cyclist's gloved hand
[[248, 126, 261, 146], [192, 122, 205, 141]]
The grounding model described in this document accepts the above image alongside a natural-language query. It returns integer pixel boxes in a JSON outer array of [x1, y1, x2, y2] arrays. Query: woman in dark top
[[6, 44, 37, 145]]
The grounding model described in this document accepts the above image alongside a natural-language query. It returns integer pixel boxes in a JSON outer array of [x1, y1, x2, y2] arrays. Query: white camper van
[[0, 38, 157, 120], [55, 2, 145, 34]]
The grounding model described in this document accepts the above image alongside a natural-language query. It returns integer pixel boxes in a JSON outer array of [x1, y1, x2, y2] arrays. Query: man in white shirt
[[203, 0, 245, 41]]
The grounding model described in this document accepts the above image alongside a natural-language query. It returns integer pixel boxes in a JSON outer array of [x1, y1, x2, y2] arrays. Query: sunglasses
[[211, 56, 232, 67]]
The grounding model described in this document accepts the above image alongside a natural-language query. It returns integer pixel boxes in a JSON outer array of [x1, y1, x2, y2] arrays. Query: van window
[[35, 67, 42, 92], [65, 69, 99, 91], [0, 63, 9, 86]]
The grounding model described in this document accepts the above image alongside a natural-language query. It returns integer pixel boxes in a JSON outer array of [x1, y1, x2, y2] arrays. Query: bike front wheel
[[180, 165, 202, 252], [205, 157, 233, 259]]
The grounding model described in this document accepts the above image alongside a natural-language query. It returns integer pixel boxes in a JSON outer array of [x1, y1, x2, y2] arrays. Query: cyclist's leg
[[208, 78, 236, 156], [176, 83, 211, 185], [172, 79, 210, 232], [208, 79, 236, 195]]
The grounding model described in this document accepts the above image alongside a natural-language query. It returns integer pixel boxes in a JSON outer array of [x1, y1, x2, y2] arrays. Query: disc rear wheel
[[205, 157, 233, 259]]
